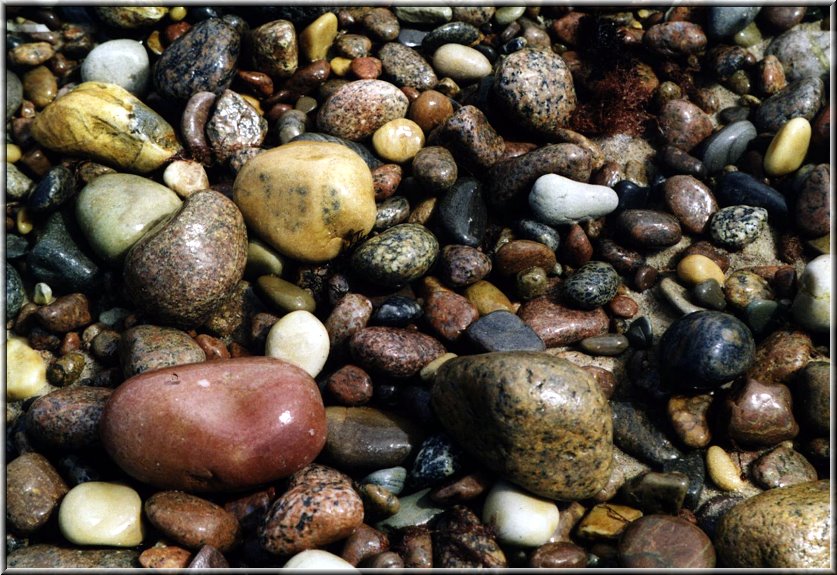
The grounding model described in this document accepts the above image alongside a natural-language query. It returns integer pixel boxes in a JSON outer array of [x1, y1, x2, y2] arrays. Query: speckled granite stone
[[563, 261, 619, 310], [6, 545, 140, 568], [6, 453, 69, 534], [379, 42, 437, 90], [119, 324, 206, 377], [25, 386, 112, 451], [709, 206, 768, 250], [753, 77, 825, 133], [349, 326, 446, 378], [428, 105, 505, 172], [517, 297, 609, 347], [317, 79, 409, 141], [351, 223, 439, 287]]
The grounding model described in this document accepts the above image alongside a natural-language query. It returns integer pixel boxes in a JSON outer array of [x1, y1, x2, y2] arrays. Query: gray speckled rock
[[351, 223, 438, 287], [429, 105, 505, 172], [81, 39, 150, 95], [379, 42, 437, 91], [317, 79, 409, 141], [422, 21, 481, 53], [408, 433, 464, 489], [753, 77, 825, 133], [206, 89, 267, 164], [715, 480, 830, 568], [432, 352, 612, 501], [25, 386, 112, 451], [563, 261, 619, 310], [27, 165, 76, 213], [765, 29, 831, 82], [698, 120, 757, 174], [493, 48, 576, 138], [7, 70, 23, 118], [6, 263, 25, 318], [706, 7, 761, 39], [6, 163, 34, 199], [394, 6, 452, 25], [153, 18, 240, 101], [350, 326, 446, 378], [709, 205, 768, 250]]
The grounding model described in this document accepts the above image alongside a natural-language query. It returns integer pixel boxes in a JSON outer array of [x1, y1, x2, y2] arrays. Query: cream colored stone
[[432, 44, 493, 83], [676, 254, 726, 286], [764, 117, 811, 177], [284, 549, 358, 570], [482, 480, 560, 547], [791, 253, 831, 333], [265, 310, 330, 378], [162, 160, 209, 198], [707, 445, 746, 491], [6, 336, 49, 401], [300, 12, 338, 62], [372, 118, 425, 163], [58, 482, 144, 547]]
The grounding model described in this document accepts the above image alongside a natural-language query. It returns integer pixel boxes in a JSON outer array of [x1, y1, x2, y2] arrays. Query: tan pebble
[[432, 44, 493, 83], [372, 118, 425, 163], [330, 57, 352, 77], [706, 445, 746, 491], [7, 143, 22, 163], [16, 207, 34, 235], [677, 254, 726, 286], [6, 336, 49, 401], [300, 12, 338, 62], [419, 352, 458, 381], [464, 280, 515, 315], [764, 117, 811, 177], [576, 503, 642, 540], [163, 160, 210, 198]]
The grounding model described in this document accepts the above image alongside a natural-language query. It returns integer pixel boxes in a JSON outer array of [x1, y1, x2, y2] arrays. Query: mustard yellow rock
[[763, 117, 811, 177]]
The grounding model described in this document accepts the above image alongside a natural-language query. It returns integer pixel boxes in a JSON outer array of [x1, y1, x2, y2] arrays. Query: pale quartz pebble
[[246, 238, 285, 278], [163, 160, 210, 198], [482, 479, 560, 547], [432, 44, 493, 83], [495, 6, 526, 24], [706, 446, 746, 491], [6, 337, 49, 401], [58, 482, 144, 547], [791, 254, 831, 333], [265, 310, 330, 377], [284, 549, 359, 570], [299, 12, 338, 62], [419, 352, 458, 382], [33, 282, 54, 305], [372, 118, 425, 163], [80, 39, 150, 95], [529, 174, 619, 226], [676, 254, 726, 286], [763, 117, 811, 177]]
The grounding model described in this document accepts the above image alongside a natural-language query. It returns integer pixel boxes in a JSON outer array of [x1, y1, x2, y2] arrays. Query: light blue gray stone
[[699, 120, 757, 174], [81, 39, 151, 95], [529, 174, 618, 226], [766, 29, 831, 82], [7, 70, 23, 118], [361, 466, 407, 495], [706, 7, 761, 39]]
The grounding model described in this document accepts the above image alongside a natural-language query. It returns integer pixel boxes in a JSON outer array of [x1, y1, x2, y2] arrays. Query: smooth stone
[[429, 104, 504, 172], [611, 401, 682, 465], [119, 325, 205, 378], [6, 233, 26, 260], [529, 174, 618, 226], [753, 77, 825, 133], [661, 276, 707, 315], [27, 165, 75, 213], [409, 433, 464, 489], [578, 334, 629, 356], [284, 550, 359, 570], [265, 310, 329, 377], [517, 219, 560, 253], [412, 146, 457, 193], [707, 7, 761, 38], [644, 21, 708, 57], [796, 361, 830, 435], [726, 377, 799, 447], [250, 19, 298, 78], [81, 39, 149, 95], [765, 29, 831, 82], [145, 491, 240, 552], [26, 386, 112, 451], [709, 205, 768, 250], [350, 327, 445, 377], [432, 44, 492, 83], [795, 164, 830, 237], [6, 452, 69, 534], [100, 358, 326, 491], [482, 480, 559, 547], [693, 279, 727, 311], [529, 542, 588, 568], [662, 450, 706, 509], [465, 280, 515, 315], [663, 176, 718, 234], [699, 120, 757, 174], [375, 488, 444, 532], [422, 21, 480, 53], [433, 352, 612, 500], [618, 515, 715, 568], [466, 310, 545, 352], [246, 239, 285, 278], [715, 172, 787, 217], [658, 99, 713, 152], [257, 275, 315, 313], [324, 406, 423, 469], [439, 245, 491, 288], [160, 160, 208, 199], [234, 141, 376, 263], [576, 502, 642, 540], [751, 444, 818, 489], [6, 264, 24, 318], [379, 42, 437, 90], [154, 18, 239, 100], [23, 65, 57, 108], [495, 239, 556, 276], [372, 118, 424, 163], [324, 293, 374, 348], [5, 336, 48, 400], [299, 12, 338, 62], [6, 163, 34, 199], [370, 295, 423, 327], [616, 209, 682, 249], [563, 261, 619, 310], [408, 89, 454, 134], [423, 289, 479, 342], [394, 6, 451, 24], [744, 299, 786, 337], [31, 82, 180, 173], [58, 482, 144, 547], [95, 6, 168, 27], [724, 270, 773, 310], [7, 70, 23, 118], [625, 316, 653, 349], [351, 224, 439, 287], [764, 117, 811, 176], [678, 254, 726, 286], [620, 471, 689, 514], [716, 481, 830, 567], [614, 180, 650, 212], [492, 48, 576, 138], [317, 79, 409, 141], [361, 467, 407, 496], [436, 177, 487, 247], [7, 545, 139, 568], [517, 297, 609, 347], [76, 173, 181, 264], [206, 90, 268, 164]]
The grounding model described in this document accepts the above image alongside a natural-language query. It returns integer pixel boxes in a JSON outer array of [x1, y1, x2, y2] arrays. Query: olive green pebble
[[516, 266, 549, 300], [693, 279, 727, 310], [46, 352, 86, 387], [734, 21, 762, 48], [245, 239, 285, 278], [578, 334, 630, 356], [256, 275, 316, 313]]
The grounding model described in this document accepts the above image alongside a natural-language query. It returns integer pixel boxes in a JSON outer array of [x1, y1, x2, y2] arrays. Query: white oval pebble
[[529, 173, 619, 226], [432, 44, 493, 83], [482, 479, 560, 547], [80, 39, 150, 95], [6, 336, 49, 401], [265, 310, 330, 377], [284, 549, 359, 570], [495, 6, 526, 25], [58, 482, 144, 547], [791, 253, 831, 333], [162, 159, 210, 198]]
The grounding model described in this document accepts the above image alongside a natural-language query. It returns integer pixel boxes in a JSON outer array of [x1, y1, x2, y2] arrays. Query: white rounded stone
[[495, 6, 526, 25], [791, 254, 831, 332], [482, 479, 560, 547], [529, 173, 619, 226], [432, 44, 493, 83], [80, 39, 150, 95], [284, 549, 359, 570], [58, 482, 144, 547], [76, 173, 182, 264], [6, 336, 49, 401], [265, 310, 330, 377], [162, 160, 210, 198]]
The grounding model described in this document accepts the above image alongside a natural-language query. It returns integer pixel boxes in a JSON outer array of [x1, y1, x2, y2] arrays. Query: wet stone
[[613, 180, 649, 212], [495, 240, 556, 276], [794, 163, 830, 237], [27, 165, 76, 214], [707, 7, 761, 39], [516, 219, 560, 253], [423, 289, 479, 342], [439, 245, 491, 288], [563, 261, 619, 310], [710, 206, 768, 250], [753, 77, 825, 133], [119, 324, 206, 378], [611, 401, 682, 466], [517, 297, 609, 347], [6, 452, 69, 535], [434, 505, 507, 568], [379, 42, 437, 91], [616, 210, 682, 249], [765, 28, 831, 82], [620, 471, 689, 515], [751, 444, 817, 489], [317, 79, 409, 141], [626, 317, 653, 349], [662, 450, 707, 510], [714, 171, 788, 220], [6, 264, 25, 319], [429, 104, 505, 173], [578, 334, 629, 357], [668, 394, 713, 448], [725, 378, 799, 448], [352, 224, 439, 288], [350, 326, 445, 378], [370, 296, 423, 328], [422, 22, 480, 53], [465, 310, 545, 352], [658, 99, 714, 152], [436, 178, 487, 247], [699, 120, 758, 173], [408, 433, 465, 490], [644, 21, 708, 57], [375, 196, 410, 230], [145, 491, 241, 552], [725, 271, 773, 311], [27, 210, 103, 293], [663, 175, 718, 234], [618, 514, 716, 568], [796, 360, 830, 435], [26, 386, 112, 451], [6, 545, 140, 568], [206, 90, 268, 165]]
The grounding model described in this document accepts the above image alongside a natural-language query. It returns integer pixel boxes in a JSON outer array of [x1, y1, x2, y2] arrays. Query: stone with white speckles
[[351, 224, 439, 287], [709, 205, 768, 250]]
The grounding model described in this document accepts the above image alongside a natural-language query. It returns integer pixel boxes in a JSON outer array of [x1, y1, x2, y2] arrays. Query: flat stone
[[436, 178, 487, 247], [145, 491, 241, 552], [422, 21, 480, 53], [375, 488, 444, 532], [7, 545, 139, 568], [620, 471, 689, 515], [616, 209, 682, 249], [494, 239, 556, 276], [518, 297, 609, 347], [423, 289, 478, 342], [466, 310, 545, 352], [663, 175, 718, 234]]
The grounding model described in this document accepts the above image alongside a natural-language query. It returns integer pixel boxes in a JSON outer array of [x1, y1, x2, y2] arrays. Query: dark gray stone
[[697, 120, 757, 174], [620, 470, 690, 514], [27, 165, 77, 213], [408, 433, 465, 490], [662, 450, 706, 510], [563, 261, 619, 310], [436, 178, 487, 247], [706, 7, 761, 39], [465, 310, 545, 352], [611, 401, 682, 465], [516, 219, 560, 252], [6, 263, 25, 318], [753, 77, 825, 133], [715, 171, 788, 220], [422, 21, 481, 53], [370, 295, 423, 327]]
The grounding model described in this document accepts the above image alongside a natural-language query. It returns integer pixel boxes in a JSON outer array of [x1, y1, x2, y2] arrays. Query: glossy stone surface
[[563, 261, 619, 310], [145, 491, 241, 552], [465, 310, 545, 352], [618, 515, 715, 568], [26, 386, 112, 451], [317, 79, 409, 141], [710, 205, 768, 250], [351, 224, 439, 287], [6, 452, 69, 534]]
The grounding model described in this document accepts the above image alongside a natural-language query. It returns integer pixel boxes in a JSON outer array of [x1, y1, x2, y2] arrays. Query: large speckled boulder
[[431, 352, 612, 500], [715, 480, 831, 568]]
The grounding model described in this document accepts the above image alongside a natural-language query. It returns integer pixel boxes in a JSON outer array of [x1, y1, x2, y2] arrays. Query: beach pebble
[[432, 44, 492, 83], [751, 444, 818, 489], [379, 42, 437, 90], [707, 7, 761, 39], [6, 336, 49, 401], [285, 549, 358, 570], [80, 39, 149, 95], [709, 206, 768, 250], [6, 452, 69, 534], [206, 90, 268, 165], [663, 176, 718, 234], [763, 117, 811, 176], [753, 77, 825, 133], [677, 254, 725, 286], [58, 482, 144, 547], [658, 99, 713, 152], [616, 209, 682, 249], [265, 310, 329, 377], [563, 261, 619, 310], [465, 310, 545, 352], [529, 174, 618, 226], [791, 254, 830, 333], [318, 79, 409, 141], [618, 515, 715, 568], [714, 171, 788, 219], [644, 22, 708, 57], [250, 19, 298, 78], [518, 298, 609, 347], [372, 118, 424, 163], [351, 224, 439, 287], [765, 29, 831, 82], [25, 386, 111, 451], [795, 164, 830, 237], [299, 12, 338, 62], [350, 327, 445, 378], [699, 120, 757, 174], [482, 480, 559, 547], [725, 378, 798, 447], [145, 491, 241, 552], [796, 360, 830, 435]]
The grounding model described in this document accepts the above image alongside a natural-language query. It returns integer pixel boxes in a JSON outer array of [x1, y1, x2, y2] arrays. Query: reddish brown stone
[[6, 452, 69, 534], [351, 56, 383, 79], [495, 240, 557, 276], [139, 546, 192, 569], [725, 378, 799, 448], [145, 491, 241, 552], [423, 290, 479, 342], [35, 293, 92, 333], [747, 330, 814, 386], [223, 486, 276, 531], [26, 386, 112, 451], [194, 334, 229, 360], [618, 514, 716, 568], [517, 297, 609, 347], [341, 523, 389, 566], [657, 99, 713, 151], [325, 293, 373, 348], [529, 541, 588, 568], [582, 365, 618, 398], [326, 364, 374, 406], [430, 471, 492, 505], [561, 223, 593, 267], [372, 163, 402, 201], [349, 327, 446, 378], [408, 89, 453, 134], [608, 294, 639, 318], [663, 175, 718, 234]]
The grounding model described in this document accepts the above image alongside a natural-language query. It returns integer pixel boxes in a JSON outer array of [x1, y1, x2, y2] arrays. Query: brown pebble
[[517, 297, 609, 347], [341, 523, 389, 566], [223, 486, 276, 532], [495, 239, 556, 276], [325, 293, 373, 348], [361, 551, 404, 568], [725, 378, 799, 448], [608, 294, 638, 318], [561, 223, 592, 268], [667, 394, 713, 448], [633, 264, 659, 292], [326, 364, 374, 406], [144, 491, 242, 552], [433, 505, 507, 568], [747, 330, 813, 386], [400, 525, 433, 568], [351, 56, 383, 79], [6, 452, 69, 535], [163, 21, 192, 45], [194, 334, 229, 360], [59, 332, 82, 355], [430, 471, 492, 504], [408, 89, 453, 134], [529, 541, 588, 568], [423, 290, 479, 342], [34, 294, 92, 333], [187, 545, 229, 568], [618, 514, 716, 568], [139, 546, 192, 569], [582, 365, 618, 399]]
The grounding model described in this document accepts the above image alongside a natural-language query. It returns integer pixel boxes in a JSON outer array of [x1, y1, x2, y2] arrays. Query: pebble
[[620, 471, 689, 515], [80, 39, 149, 95], [494, 6, 525, 25], [464, 280, 514, 315], [58, 482, 144, 547], [705, 445, 747, 492], [317, 79, 409, 141], [429, 104, 504, 172], [372, 118, 424, 163], [753, 77, 825, 133], [529, 542, 588, 568], [439, 245, 491, 288], [493, 48, 576, 139], [6, 163, 34, 199], [432, 44, 492, 84], [578, 334, 630, 356], [433, 505, 507, 568], [118, 324, 203, 377], [100, 358, 326, 491], [748, 329, 814, 386], [516, 219, 561, 253], [709, 205, 768, 250], [795, 164, 830, 237], [299, 12, 338, 62], [644, 22, 708, 57], [576, 502, 642, 540], [6, 264, 25, 319], [765, 29, 831, 82], [324, 406, 423, 469], [611, 401, 682, 465], [325, 364, 373, 406], [759, 54, 787, 95], [7, 70, 23, 118], [517, 298, 609, 347], [796, 360, 830, 435], [206, 90, 268, 165], [663, 176, 718, 234], [726, 378, 799, 447], [257, 276, 315, 314], [751, 444, 818, 489], [265, 310, 329, 377], [379, 42, 437, 90], [324, 293, 373, 348], [698, 120, 757, 174], [618, 514, 716, 568], [25, 385, 111, 451], [616, 209, 682, 249], [715, 480, 830, 567], [658, 99, 713, 152], [422, 22, 480, 53], [668, 395, 713, 450], [361, 467, 407, 496], [563, 261, 619, 310], [26, 165, 74, 214], [715, 171, 788, 220], [96, 6, 168, 28], [707, 7, 761, 39], [350, 327, 445, 378], [412, 146, 457, 194], [145, 491, 241, 552], [394, 6, 452, 24], [284, 549, 358, 570], [724, 270, 773, 309], [408, 433, 464, 489], [408, 89, 453, 133], [153, 18, 240, 100], [436, 178, 487, 247], [423, 289, 479, 342], [375, 489, 444, 532], [482, 480, 559, 548], [351, 224, 439, 287], [162, 160, 209, 198], [6, 545, 139, 569], [6, 452, 69, 534], [495, 240, 556, 276], [6, 336, 49, 401], [370, 295, 423, 327], [466, 310, 545, 352], [250, 20, 298, 78], [433, 352, 612, 500], [529, 174, 618, 226], [138, 546, 192, 569], [764, 117, 811, 176], [10, 42, 55, 66], [677, 254, 725, 286], [23, 66, 57, 109], [693, 279, 727, 311], [791, 254, 830, 332], [31, 82, 180, 173]]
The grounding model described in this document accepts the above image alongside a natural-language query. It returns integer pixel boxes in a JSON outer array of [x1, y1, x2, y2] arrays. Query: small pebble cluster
[[4, 5, 832, 570]]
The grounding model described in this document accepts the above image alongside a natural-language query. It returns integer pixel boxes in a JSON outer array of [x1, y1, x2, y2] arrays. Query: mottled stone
[[725, 378, 798, 447], [432, 352, 613, 500], [563, 261, 619, 310], [796, 360, 830, 435], [725, 270, 773, 310], [707, 7, 761, 39], [751, 445, 817, 489], [423, 289, 479, 342], [119, 325, 205, 377], [710, 205, 768, 250], [439, 245, 491, 288], [7, 70, 23, 118], [317, 79, 409, 141], [421, 21, 480, 53], [145, 491, 241, 552], [26, 386, 111, 451], [620, 471, 689, 515], [611, 401, 682, 465], [7, 545, 139, 568], [324, 407, 423, 469], [791, 254, 830, 333], [206, 90, 267, 164], [429, 105, 504, 172], [24, 212, 97, 291], [668, 394, 713, 448], [379, 42, 437, 90], [698, 120, 757, 174], [616, 209, 682, 249], [765, 29, 831, 82], [349, 327, 445, 378], [250, 19, 298, 78], [435, 505, 507, 567], [351, 224, 439, 287], [795, 164, 830, 237], [644, 22, 708, 57], [518, 297, 609, 347], [658, 99, 713, 152], [411, 146, 457, 194], [96, 6, 168, 28], [753, 77, 825, 133], [6, 452, 69, 534], [618, 515, 715, 568], [663, 176, 718, 234], [370, 296, 423, 327]]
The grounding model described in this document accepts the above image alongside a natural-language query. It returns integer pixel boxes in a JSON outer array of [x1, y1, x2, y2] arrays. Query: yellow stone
[[807, 234, 830, 254], [246, 238, 285, 278], [763, 117, 811, 177], [233, 141, 377, 263], [16, 207, 34, 235], [6, 337, 49, 401], [300, 12, 338, 62], [6, 143, 21, 163], [330, 57, 353, 77], [706, 445, 746, 491], [31, 82, 181, 173], [372, 118, 425, 163], [676, 254, 726, 286], [576, 503, 643, 540], [169, 6, 187, 21], [465, 280, 515, 315], [241, 94, 263, 116], [420, 352, 458, 381], [58, 482, 144, 546]]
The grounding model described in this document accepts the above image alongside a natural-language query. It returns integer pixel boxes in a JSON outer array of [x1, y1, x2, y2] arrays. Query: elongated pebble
[[706, 446, 746, 491], [763, 117, 811, 177]]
